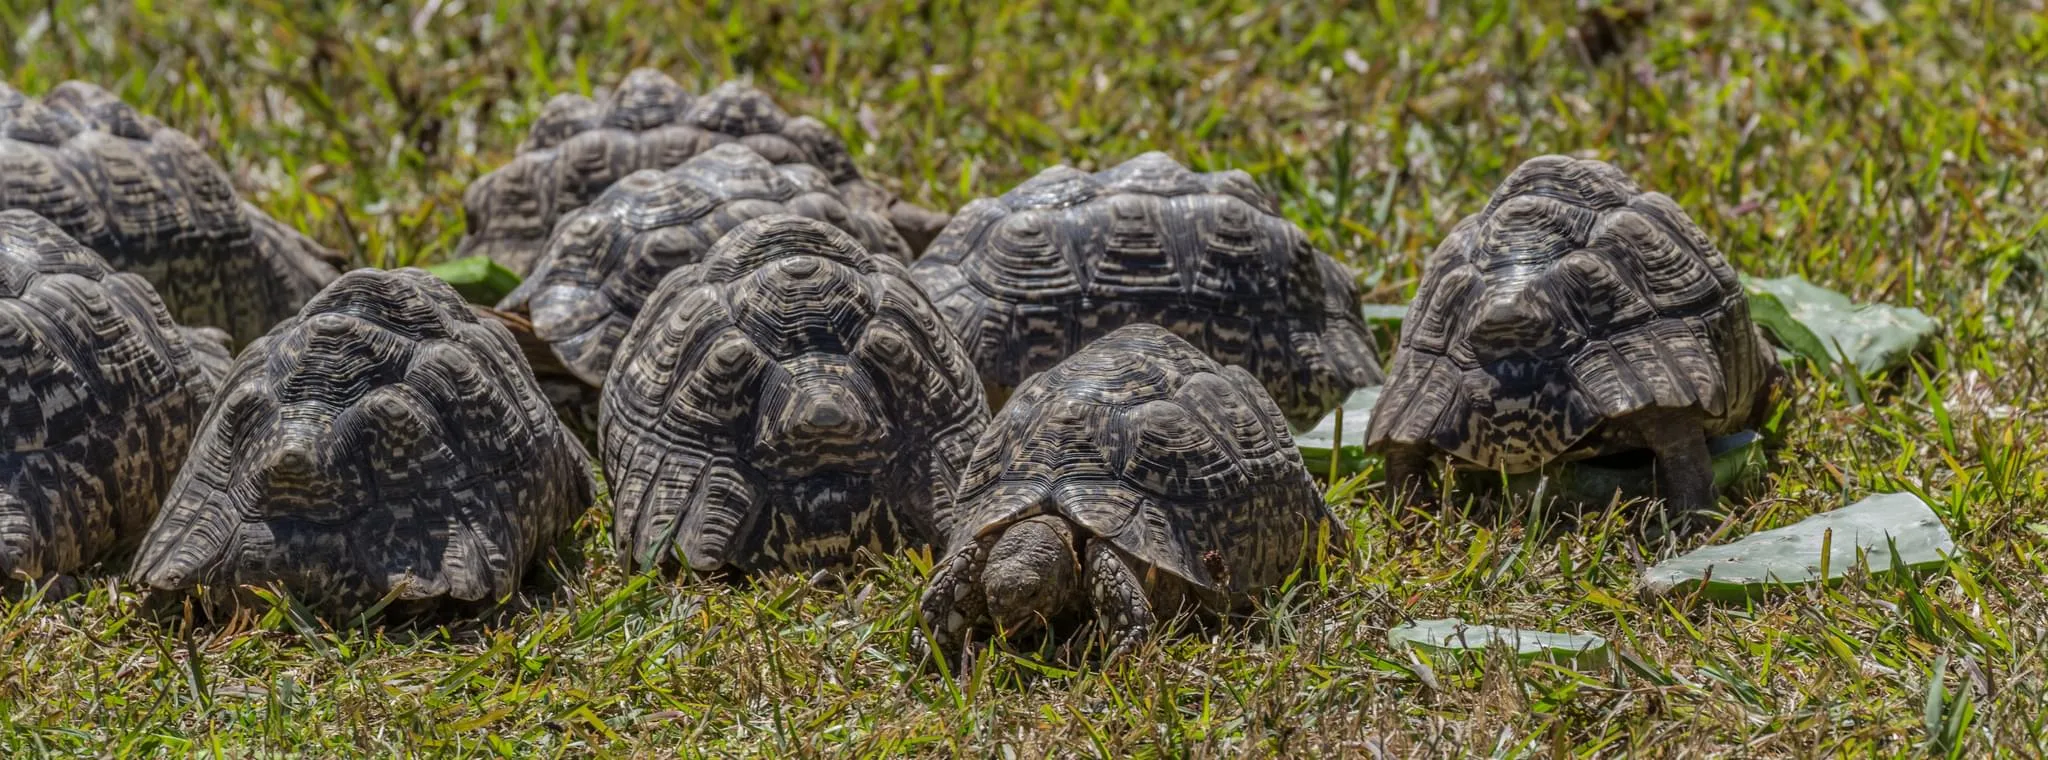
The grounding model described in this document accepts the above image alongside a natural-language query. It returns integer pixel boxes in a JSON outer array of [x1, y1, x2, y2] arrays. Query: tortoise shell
[[0, 81, 343, 344], [601, 215, 986, 574], [0, 210, 225, 584], [131, 268, 595, 616], [909, 152, 1381, 429], [497, 142, 910, 385], [1365, 155, 1775, 472], [458, 69, 948, 275], [946, 323, 1339, 605]]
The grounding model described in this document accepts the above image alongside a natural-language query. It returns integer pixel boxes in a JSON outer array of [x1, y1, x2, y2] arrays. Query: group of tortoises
[[0, 70, 1774, 661]]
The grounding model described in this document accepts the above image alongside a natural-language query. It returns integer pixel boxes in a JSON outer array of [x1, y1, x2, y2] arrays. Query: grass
[[3, 0, 2047, 755]]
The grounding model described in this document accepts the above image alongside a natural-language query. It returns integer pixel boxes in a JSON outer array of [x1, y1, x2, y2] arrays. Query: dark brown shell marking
[[909, 152, 1381, 429], [497, 142, 910, 386], [0, 81, 341, 344], [946, 323, 1340, 606], [600, 214, 986, 574], [458, 69, 947, 275], [0, 210, 223, 583], [1364, 155, 1775, 472], [130, 268, 594, 617]]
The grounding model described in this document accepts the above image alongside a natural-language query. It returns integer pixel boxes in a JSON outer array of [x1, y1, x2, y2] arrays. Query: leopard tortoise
[[131, 268, 595, 617], [908, 151, 1381, 428], [0, 210, 227, 589], [497, 141, 911, 386], [1365, 155, 1776, 517], [602, 215, 985, 574], [918, 323, 1342, 660], [0, 80, 344, 344], [459, 68, 948, 276]]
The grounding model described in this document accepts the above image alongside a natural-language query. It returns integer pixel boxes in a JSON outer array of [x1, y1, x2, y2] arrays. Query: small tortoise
[[0, 81, 344, 344], [602, 215, 985, 574], [1366, 155, 1775, 517], [131, 268, 595, 617], [459, 69, 948, 275], [0, 210, 226, 588], [919, 323, 1342, 659], [497, 142, 911, 386], [909, 152, 1381, 429]]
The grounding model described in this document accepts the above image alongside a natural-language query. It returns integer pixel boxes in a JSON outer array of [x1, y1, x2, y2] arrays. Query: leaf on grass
[[1387, 618, 1610, 672], [1295, 385, 1380, 477], [1360, 303, 1407, 352], [1639, 492, 1956, 601], [1359, 303, 1409, 327], [424, 255, 523, 306], [1745, 289, 1830, 366], [1743, 275, 1938, 374]]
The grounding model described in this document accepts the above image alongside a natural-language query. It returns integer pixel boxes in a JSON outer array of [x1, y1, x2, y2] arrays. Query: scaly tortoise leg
[[1083, 541, 1156, 662], [914, 534, 999, 665], [1381, 443, 1441, 513], [1638, 409, 1716, 528]]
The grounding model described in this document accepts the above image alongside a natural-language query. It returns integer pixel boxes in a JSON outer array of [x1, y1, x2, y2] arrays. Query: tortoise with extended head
[[0, 210, 227, 590], [909, 152, 1380, 428], [602, 215, 985, 574], [497, 142, 910, 386], [918, 324, 1342, 660], [130, 268, 595, 617], [1366, 155, 1775, 518], [0, 81, 344, 344], [459, 69, 948, 275]]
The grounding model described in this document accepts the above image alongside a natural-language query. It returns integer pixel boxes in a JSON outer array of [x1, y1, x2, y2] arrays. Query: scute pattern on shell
[[909, 151, 1381, 429], [601, 215, 986, 574], [0, 210, 222, 582], [1365, 155, 1775, 472], [131, 269, 595, 616], [458, 69, 948, 275], [948, 323, 1338, 605], [0, 81, 343, 344], [498, 142, 910, 385]]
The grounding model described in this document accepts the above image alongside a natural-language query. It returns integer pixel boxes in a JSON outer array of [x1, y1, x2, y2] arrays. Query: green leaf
[[1743, 275, 1939, 375], [423, 255, 523, 306], [1359, 303, 1408, 352], [1745, 289, 1830, 367], [1295, 385, 1380, 477], [1386, 618, 1610, 672], [1922, 653, 1949, 753], [1639, 492, 1957, 601], [1358, 303, 1409, 326]]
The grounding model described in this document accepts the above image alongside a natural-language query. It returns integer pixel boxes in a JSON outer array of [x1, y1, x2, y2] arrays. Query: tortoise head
[[981, 514, 1084, 637]]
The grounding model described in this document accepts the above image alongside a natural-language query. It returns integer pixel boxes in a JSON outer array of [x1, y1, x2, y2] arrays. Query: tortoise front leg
[[914, 534, 999, 664], [1083, 541, 1156, 662], [1381, 443, 1440, 512], [1638, 410, 1716, 526]]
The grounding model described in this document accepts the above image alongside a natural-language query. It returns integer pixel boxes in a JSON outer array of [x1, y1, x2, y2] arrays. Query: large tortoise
[[131, 268, 595, 616], [602, 215, 985, 574], [497, 142, 910, 386], [909, 152, 1381, 428], [0, 81, 345, 344], [459, 69, 948, 275], [0, 210, 227, 589], [918, 323, 1342, 659], [1366, 155, 1776, 517]]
